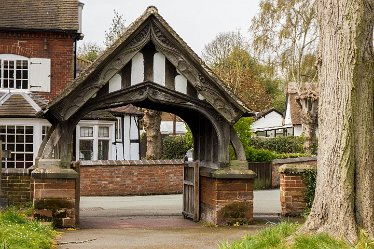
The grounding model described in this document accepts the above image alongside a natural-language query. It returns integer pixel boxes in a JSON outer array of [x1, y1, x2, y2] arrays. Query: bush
[[246, 147, 276, 162], [274, 153, 312, 159], [251, 136, 305, 154], [162, 135, 192, 159], [302, 169, 317, 210]]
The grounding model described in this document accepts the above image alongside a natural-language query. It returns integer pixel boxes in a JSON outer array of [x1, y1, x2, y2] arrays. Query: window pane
[[98, 127, 109, 138], [98, 140, 109, 160], [79, 140, 93, 160], [80, 127, 93, 137]]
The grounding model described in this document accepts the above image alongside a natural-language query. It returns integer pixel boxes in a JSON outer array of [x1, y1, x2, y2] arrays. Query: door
[[182, 161, 199, 221]]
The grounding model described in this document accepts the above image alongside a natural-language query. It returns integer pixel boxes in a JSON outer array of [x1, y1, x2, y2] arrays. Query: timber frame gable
[[44, 6, 249, 124], [38, 6, 251, 168]]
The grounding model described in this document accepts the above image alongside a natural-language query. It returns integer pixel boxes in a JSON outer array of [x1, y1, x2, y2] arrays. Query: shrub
[[246, 147, 276, 162], [251, 136, 305, 154], [302, 169, 317, 209], [274, 153, 312, 159], [162, 135, 192, 159]]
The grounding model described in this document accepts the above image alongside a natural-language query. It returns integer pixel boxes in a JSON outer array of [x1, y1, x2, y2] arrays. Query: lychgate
[[33, 6, 256, 227]]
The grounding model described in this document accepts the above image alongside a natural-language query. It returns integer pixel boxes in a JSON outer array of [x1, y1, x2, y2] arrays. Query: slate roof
[[0, 0, 79, 32], [0, 92, 48, 117], [46, 6, 250, 118], [82, 110, 117, 121]]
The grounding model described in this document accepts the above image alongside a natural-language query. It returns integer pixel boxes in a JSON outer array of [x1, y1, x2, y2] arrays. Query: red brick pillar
[[279, 164, 316, 216], [200, 162, 256, 225], [31, 159, 78, 227]]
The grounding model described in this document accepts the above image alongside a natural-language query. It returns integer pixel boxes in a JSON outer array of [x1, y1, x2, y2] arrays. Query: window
[[0, 55, 51, 92], [0, 58, 29, 89], [42, 126, 50, 140], [115, 117, 122, 141], [78, 125, 111, 160], [0, 125, 33, 168]]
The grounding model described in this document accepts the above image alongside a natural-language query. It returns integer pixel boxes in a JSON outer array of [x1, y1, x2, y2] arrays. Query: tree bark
[[302, 0, 374, 243], [143, 109, 162, 160]]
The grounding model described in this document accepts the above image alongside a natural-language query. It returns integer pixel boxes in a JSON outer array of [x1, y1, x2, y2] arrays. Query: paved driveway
[[57, 190, 281, 249]]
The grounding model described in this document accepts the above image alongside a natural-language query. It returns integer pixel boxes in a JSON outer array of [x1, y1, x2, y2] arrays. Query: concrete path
[[57, 189, 281, 249]]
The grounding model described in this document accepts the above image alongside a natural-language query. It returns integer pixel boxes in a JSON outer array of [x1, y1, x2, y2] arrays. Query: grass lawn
[[0, 208, 58, 249], [219, 222, 374, 249]]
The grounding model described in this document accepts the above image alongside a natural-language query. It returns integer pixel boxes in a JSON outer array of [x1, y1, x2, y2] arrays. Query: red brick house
[[0, 0, 141, 169]]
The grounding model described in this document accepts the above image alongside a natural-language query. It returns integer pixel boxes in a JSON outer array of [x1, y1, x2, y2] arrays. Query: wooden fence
[[248, 162, 272, 189]]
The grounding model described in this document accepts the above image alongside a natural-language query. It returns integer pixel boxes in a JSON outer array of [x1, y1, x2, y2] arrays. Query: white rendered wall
[[284, 96, 292, 126], [160, 121, 187, 134], [131, 52, 144, 86], [153, 52, 165, 86], [109, 74, 122, 93], [175, 75, 187, 94], [251, 111, 283, 131], [294, 125, 303, 136]]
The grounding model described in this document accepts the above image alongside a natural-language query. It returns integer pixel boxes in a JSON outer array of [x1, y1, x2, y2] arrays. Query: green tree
[[250, 0, 319, 152], [104, 10, 126, 47], [77, 42, 103, 62], [203, 31, 283, 112]]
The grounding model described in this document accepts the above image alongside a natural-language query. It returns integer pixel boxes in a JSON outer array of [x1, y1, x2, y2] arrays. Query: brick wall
[[279, 174, 306, 216], [200, 170, 255, 225], [0, 31, 76, 100], [78, 160, 184, 196], [1, 168, 31, 206], [272, 157, 317, 188], [278, 163, 316, 216]]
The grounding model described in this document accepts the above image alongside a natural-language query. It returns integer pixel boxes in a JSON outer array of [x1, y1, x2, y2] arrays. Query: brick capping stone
[[78, 159, 184, 166], [271, 156, 317, 188], [279, 163, 316, 216]]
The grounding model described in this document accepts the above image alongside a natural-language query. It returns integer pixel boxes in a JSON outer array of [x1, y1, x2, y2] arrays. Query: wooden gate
[[182, 161, 199, 221]]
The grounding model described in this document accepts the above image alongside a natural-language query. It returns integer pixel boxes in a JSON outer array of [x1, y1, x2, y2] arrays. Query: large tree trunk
[[143, 109, 162, 160], [302, 0, 374, 243]]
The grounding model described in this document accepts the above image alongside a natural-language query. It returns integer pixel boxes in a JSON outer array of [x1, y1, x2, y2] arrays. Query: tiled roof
[[289, 93, 302, 125], [82, 110, 117, 121], [0, 92, 48, 117], [0, 0, 79, 32], [110, 105, 143, 116]]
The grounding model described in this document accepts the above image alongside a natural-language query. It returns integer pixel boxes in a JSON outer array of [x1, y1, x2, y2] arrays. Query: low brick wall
[[272, 157, 317, 188], [279, 164, 316, 216], [78, 160, 184, 196], [1, 168, 32, 207]]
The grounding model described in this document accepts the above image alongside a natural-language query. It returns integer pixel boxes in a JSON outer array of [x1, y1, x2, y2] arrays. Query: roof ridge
[[21, 93, 42, 112]]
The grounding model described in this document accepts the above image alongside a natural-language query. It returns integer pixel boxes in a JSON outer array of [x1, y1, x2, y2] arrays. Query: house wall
[[294, 125, 303, 136], [0, 31, 76, 100], [251, 111, 283, 131], [78, 160, 183, 196]]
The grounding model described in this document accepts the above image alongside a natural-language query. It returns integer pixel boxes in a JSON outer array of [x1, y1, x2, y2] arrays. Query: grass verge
[[219, 222, 374, 249], [0, 207, 58, 249]]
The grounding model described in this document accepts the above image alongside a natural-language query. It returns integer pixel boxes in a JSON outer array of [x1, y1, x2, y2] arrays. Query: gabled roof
[[0, 92, 48, 118], [255, 108, 283, 120], [45, 6, 250, 124], [0, 0, 79, 32]]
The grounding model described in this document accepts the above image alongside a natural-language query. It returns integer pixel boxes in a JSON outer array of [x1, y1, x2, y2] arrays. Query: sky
[[80, 0, 261, 55]]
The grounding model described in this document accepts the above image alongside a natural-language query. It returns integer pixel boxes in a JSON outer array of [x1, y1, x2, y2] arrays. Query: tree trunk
[[143, 109, 162, 160], [302, 0, 374, 243]]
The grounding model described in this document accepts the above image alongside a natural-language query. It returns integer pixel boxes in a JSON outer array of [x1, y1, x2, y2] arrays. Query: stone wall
[[1, 168, 31, 206], [78, 160, 184, 196], [279, 163, 316, 216]]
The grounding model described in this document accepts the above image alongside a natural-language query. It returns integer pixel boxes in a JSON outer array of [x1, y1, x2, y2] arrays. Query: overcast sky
[[80, 0, 261, 55]]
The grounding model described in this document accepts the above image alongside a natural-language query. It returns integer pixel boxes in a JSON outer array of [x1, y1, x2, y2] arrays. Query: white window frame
[[76, 121, 113, 160], [0, 54, 29, 91]]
